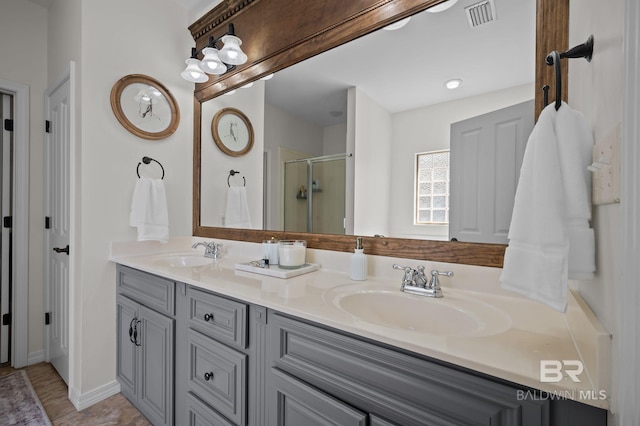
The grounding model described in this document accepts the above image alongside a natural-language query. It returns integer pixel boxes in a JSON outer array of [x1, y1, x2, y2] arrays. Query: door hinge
[[3, 119, 13, 132], [45, 120, 51, 133], [2, 313, 10, 326], [45, 312, 51, 325], [45, 216, 50, 229], [3, 216, 11, 228]]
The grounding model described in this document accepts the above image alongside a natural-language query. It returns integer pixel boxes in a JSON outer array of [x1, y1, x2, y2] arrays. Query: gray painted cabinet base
[[175, 284, 268, 426], [266, 311, 607, 426], [116, 266, 606, 426], [116, 265, 175, 426]]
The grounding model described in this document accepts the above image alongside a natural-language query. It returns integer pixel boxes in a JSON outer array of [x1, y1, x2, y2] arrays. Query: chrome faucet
[[392, 264, 453, 298], [192, 241, 223, 259]]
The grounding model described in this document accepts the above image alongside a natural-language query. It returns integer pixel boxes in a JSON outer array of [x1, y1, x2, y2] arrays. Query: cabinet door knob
[[204, 372, 214, 381], [204, 313, 214, 322]]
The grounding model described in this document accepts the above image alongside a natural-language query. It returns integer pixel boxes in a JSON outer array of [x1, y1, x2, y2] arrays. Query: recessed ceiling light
[[260, 74, 274, 81], [224, 89, 236, 96], [426, 0, 458, 13], [241, 82, 254, 88], [444, 79, 463, 89], [383, 17, 411, 31]]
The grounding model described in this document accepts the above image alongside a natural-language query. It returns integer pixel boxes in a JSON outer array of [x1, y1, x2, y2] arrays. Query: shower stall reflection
[[283, 154, 347, 234]]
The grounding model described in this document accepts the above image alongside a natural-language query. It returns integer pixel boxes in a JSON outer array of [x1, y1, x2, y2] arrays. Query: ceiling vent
[[465, 0, 497, 28]]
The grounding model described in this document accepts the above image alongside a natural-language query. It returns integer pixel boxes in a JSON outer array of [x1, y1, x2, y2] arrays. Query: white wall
[[0, 0, 48, 362], [201, 83, 265, 228], [46, 0, 195, 397], [568, 0, 623, 423], [389, 84, 534, 239], [323, 122, 347, 155], [352, 88, 392, 237]]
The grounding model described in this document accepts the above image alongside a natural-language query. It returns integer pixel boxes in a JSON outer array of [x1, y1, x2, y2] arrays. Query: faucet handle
[[392, 264, 415, 287], [429, 270, 453, 290]]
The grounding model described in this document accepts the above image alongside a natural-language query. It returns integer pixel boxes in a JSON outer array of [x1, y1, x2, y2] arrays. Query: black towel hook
[[545, 35, 594, 111], [228, 169, 246, 187], [136, 156, 165, 179], [545, 51, 562, 110]]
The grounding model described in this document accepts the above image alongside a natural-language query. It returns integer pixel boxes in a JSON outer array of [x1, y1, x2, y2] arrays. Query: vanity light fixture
[[181, 23, 248, 83], [444, 78, 463, 89]]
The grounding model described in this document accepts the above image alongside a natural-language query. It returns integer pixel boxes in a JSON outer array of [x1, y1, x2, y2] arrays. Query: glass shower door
[[283, 155, 346, 234]]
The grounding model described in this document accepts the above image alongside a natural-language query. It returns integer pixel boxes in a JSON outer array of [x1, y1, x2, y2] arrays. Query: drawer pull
[[204, 372, 214, 381], [204, 313, 214, 322]]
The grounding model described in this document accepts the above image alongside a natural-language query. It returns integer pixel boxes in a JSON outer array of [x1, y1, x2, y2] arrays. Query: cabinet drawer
[[187, 329, 247, 425], [186, 392, 235, 426], [117, 265, 175, 316], [269, 312, 549, 426], [187, 287, 248, 349], [269, 368, 367, 426]]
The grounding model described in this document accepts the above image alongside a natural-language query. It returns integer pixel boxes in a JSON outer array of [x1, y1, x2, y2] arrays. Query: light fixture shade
[[181, 58, 208, 83], [219, 35, 248, 65], [200, 47, 227, 75], [426, 0, 458, 13]]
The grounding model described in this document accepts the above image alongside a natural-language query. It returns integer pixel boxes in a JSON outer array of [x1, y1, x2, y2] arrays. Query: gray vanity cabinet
[[266, 311, 606, 426], [116, 265, 176, 426], [175, 286, 269, 426]]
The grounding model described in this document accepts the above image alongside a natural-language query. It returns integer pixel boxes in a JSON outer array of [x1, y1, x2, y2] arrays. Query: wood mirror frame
[[190, 0, 568, 268]]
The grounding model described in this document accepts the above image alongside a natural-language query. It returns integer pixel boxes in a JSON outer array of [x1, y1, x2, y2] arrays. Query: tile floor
[[0, 362, 150, 425]]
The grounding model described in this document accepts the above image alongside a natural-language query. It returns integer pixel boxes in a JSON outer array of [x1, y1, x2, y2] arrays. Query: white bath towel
[[129, 177, 169, 242], [225, 186, 251, 228], [501, 102, 595, 312]]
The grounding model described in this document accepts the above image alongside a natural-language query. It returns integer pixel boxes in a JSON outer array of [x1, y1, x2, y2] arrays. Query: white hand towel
[[129, 177, 169, 242], [556, 104, 596, 279], [225, 186, 251, 228], [500, 102, 595, 312]]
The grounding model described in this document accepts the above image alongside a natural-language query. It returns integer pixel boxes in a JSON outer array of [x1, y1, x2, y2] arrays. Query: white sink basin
[[325, 285, 511, 337], [154, 254, 214, 268]]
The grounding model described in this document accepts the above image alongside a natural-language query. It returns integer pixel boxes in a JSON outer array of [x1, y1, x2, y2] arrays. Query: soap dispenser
[[350, 237, 367, 281]]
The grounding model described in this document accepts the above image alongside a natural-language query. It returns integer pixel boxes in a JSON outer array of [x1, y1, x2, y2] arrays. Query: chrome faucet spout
[[392, 265, 452, 298], [192, 241, 223, 259]]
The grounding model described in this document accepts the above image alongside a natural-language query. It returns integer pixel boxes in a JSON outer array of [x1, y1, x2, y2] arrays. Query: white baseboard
[[68, 380, 121, 411], [27, 350, 45, 365]]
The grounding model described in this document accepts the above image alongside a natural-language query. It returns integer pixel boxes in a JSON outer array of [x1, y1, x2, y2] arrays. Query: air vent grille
[[465, 0, 497, 28]]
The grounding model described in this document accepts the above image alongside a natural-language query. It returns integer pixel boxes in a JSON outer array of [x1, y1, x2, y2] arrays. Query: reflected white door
[[449, 100, 534, 243], [45, 76, 71, 384]]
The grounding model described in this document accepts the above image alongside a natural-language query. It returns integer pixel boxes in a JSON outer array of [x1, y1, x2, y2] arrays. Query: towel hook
[[545, 50, 562, 111], [545, 35, 594, 111], [136, 156, 165, 179], [228, 169, 246, 187]]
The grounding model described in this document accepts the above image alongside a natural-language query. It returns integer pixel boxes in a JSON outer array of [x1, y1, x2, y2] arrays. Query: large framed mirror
[[191, 0, 568, 268]]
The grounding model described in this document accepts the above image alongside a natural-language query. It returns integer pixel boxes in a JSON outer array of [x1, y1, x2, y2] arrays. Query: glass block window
[[416, 150, 450, 224]]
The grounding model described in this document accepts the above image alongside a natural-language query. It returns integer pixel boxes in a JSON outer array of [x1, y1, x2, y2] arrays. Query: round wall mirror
[[110, 74, 180, 140]]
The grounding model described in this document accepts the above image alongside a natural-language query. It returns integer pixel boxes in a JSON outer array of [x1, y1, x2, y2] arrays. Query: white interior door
[[45, 76, 71, 384], [0, 92, 12, 365], [449, 100, 534, 243]]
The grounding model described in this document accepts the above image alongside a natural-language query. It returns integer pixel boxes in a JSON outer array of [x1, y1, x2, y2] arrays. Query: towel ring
[[136, 156, 165, 179], [228, 169, 246, 187]]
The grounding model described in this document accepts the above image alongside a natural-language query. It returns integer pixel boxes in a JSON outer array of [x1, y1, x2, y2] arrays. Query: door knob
[[53, 245, 70, 255]]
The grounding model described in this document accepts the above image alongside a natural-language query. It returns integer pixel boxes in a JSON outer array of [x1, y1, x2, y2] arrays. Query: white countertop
[[110, 237, 610, 409]]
